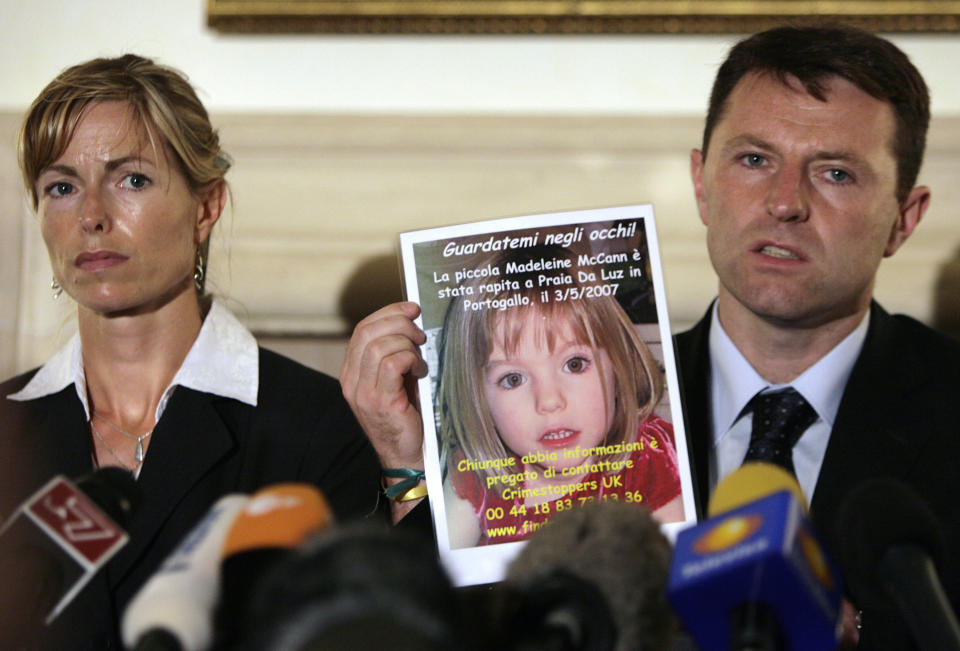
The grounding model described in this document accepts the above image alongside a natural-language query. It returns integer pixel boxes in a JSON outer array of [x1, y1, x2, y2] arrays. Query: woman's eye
[[497, 373, 525, 390], [121, 173, 150, 190], [564, 356, 590, 374], [45, 181, 74, 197]]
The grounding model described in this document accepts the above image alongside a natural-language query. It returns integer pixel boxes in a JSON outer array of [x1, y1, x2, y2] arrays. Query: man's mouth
[[759, 244, 800, 260]]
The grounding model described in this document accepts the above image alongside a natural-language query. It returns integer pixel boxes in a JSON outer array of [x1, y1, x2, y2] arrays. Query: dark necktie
[[742, 388, 817, 477]]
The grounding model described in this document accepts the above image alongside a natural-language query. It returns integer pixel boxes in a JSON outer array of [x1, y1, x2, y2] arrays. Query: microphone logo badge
[[244, 493, 305, 516], [692, 514, 763, 554], [23, 477, 128, 568]]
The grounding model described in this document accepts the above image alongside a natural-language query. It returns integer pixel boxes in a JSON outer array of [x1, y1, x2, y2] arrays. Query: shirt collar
[[7, 299, 259, 420], [709, 302, 869, 444]]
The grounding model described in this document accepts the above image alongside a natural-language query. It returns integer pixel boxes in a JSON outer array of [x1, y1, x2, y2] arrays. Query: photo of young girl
[[436, 243, 685, 548]]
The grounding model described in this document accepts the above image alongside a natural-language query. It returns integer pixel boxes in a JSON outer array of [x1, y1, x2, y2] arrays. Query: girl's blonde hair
[[438, 244, 663, 483]]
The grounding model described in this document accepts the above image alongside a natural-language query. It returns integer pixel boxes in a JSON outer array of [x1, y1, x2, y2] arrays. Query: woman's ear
[[195, 179, 227, 245]]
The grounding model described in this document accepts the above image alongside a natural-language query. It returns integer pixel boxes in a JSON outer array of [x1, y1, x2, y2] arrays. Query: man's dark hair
[[701, 25, 929, 203]]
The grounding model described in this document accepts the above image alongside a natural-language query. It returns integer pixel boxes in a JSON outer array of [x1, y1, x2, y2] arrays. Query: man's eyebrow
[[811, 150, 862, 164], [718, 134, 775, 153], [718, 135, 867, 165]]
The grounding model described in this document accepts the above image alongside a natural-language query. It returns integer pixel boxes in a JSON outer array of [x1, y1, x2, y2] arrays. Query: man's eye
[[497, 373, 525, 389], [742, 154, 766, 167], [564, 356, 590, 374], [828, 169, 850, 183]]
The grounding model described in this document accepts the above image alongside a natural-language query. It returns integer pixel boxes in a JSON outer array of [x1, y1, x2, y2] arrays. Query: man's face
[[691, 71, 928, 329]]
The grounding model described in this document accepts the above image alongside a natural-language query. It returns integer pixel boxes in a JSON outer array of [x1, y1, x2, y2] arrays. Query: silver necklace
[[90, 420, 139, 472], [93, 412, 153, 463]]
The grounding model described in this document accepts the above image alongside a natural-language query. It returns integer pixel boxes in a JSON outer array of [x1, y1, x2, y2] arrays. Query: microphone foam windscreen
[[505, 501, 674, 651], [221, 484, 333, 557], [239, 522, 460, 651], [708, 462, 807, 517], [835, 476, 945, 603]]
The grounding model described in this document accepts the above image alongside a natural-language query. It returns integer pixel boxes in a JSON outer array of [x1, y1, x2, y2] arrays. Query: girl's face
[[483, 314, 616, 470]]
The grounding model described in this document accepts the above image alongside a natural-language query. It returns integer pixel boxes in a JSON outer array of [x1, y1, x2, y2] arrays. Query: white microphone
[[122, 494, 249, 651]]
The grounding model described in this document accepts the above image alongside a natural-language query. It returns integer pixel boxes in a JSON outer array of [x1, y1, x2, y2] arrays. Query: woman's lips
[[539, 428, 580, 448], [75, 250, 128, 271]]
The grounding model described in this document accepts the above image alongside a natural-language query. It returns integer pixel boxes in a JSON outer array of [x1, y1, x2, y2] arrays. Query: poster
[[399, 205, 696, 585]]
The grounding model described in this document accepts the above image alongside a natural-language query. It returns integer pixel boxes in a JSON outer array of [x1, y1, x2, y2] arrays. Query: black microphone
[[212, 483, 337, 649], [835, 476, 960, 650], [236, 521, 463, 651], [497, 500, 675, 651], [0, 467, 139, 645]]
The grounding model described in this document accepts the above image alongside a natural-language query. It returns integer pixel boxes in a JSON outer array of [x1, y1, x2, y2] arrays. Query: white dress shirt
[[7, 299, 260, 420], [708, 303, 869, 503]]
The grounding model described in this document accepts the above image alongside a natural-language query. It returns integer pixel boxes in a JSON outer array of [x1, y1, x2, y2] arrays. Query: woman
[[0, 54, 381, 648]]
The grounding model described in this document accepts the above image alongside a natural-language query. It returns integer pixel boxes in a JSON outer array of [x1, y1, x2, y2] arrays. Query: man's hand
[[837, 600, 860, 649]]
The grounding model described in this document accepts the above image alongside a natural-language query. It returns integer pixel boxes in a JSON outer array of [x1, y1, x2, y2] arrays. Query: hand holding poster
[[399, 205, 696, 585]]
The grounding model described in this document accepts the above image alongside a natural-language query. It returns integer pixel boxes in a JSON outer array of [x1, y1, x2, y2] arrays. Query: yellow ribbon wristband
[[395, 483, 429, 502], [382, 467, 427, 501]]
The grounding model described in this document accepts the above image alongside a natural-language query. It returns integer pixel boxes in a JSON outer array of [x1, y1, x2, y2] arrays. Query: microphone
[[497, 500, 675, 651], [121, 493, 250, 651], [668, 462, 843, 651], [213, 483, 335, 649], [0, 468, 139, 645], [835, 476, 960, 650], [236, 521, 462, 651]]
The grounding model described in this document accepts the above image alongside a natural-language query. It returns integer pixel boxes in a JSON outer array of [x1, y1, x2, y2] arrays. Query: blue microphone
[[668, 463, 843, 651]]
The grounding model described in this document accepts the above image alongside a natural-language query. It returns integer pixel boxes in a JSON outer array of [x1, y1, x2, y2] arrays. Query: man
[[341, 25, 960, 648], [676, 25, 960, 649]]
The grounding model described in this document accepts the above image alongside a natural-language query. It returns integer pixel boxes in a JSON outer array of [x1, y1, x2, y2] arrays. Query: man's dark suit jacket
[[0, 348, 382, 650], [674, 301, 960, 648]]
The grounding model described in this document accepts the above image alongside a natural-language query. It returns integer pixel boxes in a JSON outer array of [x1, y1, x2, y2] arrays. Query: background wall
[[3, 0, 959, 379], [5, 1, 960, 114]]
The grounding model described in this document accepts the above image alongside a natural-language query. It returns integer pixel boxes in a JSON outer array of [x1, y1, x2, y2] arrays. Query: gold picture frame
[[207, 0, 960, 34]]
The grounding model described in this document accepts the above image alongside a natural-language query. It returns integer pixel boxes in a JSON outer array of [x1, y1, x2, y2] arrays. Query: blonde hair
[[18, 54, 231, 293], [438, 244, 663, 483]]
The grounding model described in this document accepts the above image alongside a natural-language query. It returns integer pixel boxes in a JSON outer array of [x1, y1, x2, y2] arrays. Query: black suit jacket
[[674, 301, 960, 648], [0, 348, 382, 650]]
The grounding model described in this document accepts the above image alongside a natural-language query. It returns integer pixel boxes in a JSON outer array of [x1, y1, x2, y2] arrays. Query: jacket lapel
[[32, 389, 96, 486], [811, 303, 933, 545], [674, 306, 714, 518], [107, 387, 236, 585]]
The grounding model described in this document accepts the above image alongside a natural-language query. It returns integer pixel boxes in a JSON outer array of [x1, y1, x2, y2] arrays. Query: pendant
[[135, 438, 144, 463]]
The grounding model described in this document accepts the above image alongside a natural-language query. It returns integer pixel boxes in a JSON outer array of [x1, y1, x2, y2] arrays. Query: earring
[[194, 248, 205, 293], [51, 277, 63, 299]]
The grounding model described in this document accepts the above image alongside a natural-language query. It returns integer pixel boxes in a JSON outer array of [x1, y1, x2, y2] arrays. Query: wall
[[5, 0, 960, 114], [3, 0, 959, 379]]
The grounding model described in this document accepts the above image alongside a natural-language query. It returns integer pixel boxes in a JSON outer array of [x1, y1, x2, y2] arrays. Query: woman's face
[[483, 313, 616, 472], [36, 100, 221, 316]]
